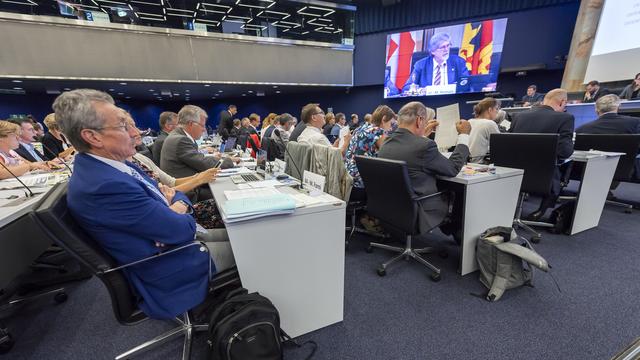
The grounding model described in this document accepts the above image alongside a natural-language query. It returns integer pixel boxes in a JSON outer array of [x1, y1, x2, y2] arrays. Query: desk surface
[[209, 177, 345, 222], [438, 165, 524, 185], [0, 189, 49, 228]]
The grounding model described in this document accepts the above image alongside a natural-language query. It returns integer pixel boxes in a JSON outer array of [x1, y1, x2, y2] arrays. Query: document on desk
[[435, 103, 460, 151], [224, 188, 281, 200], [224, 194, 295, 223], [217, 167, 252, 177], [0, 173, 66, 190]]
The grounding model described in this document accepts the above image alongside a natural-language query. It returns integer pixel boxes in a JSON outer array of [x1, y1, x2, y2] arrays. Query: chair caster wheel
[[624, 208, 633, 214], [54, 292, 68, 303], [530, 236, 541, 244], [376, 267, 386, 277], [0, 332, 14, 354], [430, 273, 441, 282], [438, 250, 448, 259], [366, 246, 373, 253]]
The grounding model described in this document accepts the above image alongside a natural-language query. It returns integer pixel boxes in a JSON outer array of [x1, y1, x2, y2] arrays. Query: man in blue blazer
[[402, 33, 470, 94], [52, 89, 234, 320]]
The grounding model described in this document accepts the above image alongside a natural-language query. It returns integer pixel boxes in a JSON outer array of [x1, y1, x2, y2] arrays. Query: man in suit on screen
[[402, 33, 470, 93]]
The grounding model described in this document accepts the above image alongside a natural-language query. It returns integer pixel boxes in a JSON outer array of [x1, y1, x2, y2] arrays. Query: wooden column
[[561, 0, 604, 91]]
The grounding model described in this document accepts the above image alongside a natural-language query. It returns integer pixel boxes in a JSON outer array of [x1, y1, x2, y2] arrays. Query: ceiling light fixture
[[131, 0, 163, 6], [119, 82, 127, 85], [11, 80, 22, 83], [297, 5, 335, 17], [1, 0, 38, 5], [139, 15, 166, 21], [235, 0, 275, 9], [258, 10, 290, 19], [278, 20, 301, 28]]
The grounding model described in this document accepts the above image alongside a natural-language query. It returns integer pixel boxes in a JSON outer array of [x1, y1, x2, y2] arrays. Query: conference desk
[[567, 151, 622, 235], [437, 166, 524, 276], [503, 100, 640, 129], [209, 177, 345, 338]]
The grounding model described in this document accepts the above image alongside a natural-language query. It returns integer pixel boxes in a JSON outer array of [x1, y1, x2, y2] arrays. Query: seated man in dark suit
[[9, 117, 46, 162], [521, 85, 544, 106], [160, 105, 222, 200], [401, 32, 470, 94], [52, 89, 234, 320], [576, 94, 640, 179], [378, 101, 471, 237], [510, 88, 575, 220], [151, 111, 177, 165], [583, 80, 611, 103]]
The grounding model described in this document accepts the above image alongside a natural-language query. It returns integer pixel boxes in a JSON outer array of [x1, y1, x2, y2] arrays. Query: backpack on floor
[[207, 288, 316, 360], [476, 226, 550, 301]]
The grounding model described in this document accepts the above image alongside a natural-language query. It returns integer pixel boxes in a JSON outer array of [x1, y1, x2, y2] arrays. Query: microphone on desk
[[273, 129, 304, 187], [39, 140, 73, 174], [0, 161, 35, 197]]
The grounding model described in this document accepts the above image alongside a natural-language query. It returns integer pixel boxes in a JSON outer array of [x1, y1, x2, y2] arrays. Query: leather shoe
[[525, 209, 546, 222]]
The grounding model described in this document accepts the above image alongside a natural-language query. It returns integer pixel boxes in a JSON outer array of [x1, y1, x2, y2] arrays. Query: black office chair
[[30, 182, 240, 360], [344, 188, 389, 250], [574, 134, 640, 212], [356, 155, 451, 282], [490, 134, 559, 243]]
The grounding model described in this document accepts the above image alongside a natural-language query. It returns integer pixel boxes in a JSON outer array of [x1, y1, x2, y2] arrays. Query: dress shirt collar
[[181, 127, 195, 143], [87, 153, 131, 174], [433, 60, 447, 71]]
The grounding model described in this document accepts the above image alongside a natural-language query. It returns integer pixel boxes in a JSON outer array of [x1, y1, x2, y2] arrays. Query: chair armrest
[[412, 191, 446, 202], [101, 241, 208, 274]]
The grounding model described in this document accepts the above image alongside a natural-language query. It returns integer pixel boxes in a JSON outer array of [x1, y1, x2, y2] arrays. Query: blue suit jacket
[[67, 153, 213, 319], [403, 55, 470, 92]]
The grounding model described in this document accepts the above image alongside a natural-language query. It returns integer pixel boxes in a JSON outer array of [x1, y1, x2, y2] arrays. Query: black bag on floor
[[207, 288, 316, 360], [549, 200, 576, 235]]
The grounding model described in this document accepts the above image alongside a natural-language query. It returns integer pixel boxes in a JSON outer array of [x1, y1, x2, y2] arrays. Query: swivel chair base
[[115, 312, 207, 360], [367, 234, 441, 282], [513, 193, 555, 243], [345, 204, 389, 249]]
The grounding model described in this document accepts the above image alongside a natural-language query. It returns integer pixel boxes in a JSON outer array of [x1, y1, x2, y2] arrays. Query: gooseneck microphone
[[39, 141, 73, 174], [0, 160, 34, 197], [273, 129, 304, 185]]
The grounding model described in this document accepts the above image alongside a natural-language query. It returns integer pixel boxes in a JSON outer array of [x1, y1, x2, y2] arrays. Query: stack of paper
[[224, 193, 295, 223]]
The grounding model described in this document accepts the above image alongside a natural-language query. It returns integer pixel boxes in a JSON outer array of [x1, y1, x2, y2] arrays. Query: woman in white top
[[468, 97, 501, 163]]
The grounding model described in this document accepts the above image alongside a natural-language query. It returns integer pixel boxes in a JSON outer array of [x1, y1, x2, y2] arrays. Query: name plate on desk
[[303, 171, 325, 194]]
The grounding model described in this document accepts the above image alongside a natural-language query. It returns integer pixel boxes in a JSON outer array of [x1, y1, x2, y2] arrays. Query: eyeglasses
[[190, 121, 205, 128], [314, 111, 325, 116], [435, 43, 451, 51], [92, 121, 130, 132]]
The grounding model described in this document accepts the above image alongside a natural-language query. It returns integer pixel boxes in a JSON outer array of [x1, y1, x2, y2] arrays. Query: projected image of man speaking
[[402, 33, 469, 93]]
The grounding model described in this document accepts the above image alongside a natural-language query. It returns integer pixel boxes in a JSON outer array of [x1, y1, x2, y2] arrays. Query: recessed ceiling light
[[118, 92, 124, 95], [272, 85, 278, 88], [63, 88, 71, 91], [125, 96, 131, 99], [275, 90, 281, 93], [185, 89, 190, 92], [218, 90, 223, 93], [109, 88, 115, 91], [204, 84, 211, 87], [242, 94, 246, 96], [173, 93, 180, 96], [12, 80, 22, 83], [153, 93, 159, 96], [13, 87, 23, 90], [119, 82, 127, 85], [148, 89, 155, 92], [248, 90, 253, 93]]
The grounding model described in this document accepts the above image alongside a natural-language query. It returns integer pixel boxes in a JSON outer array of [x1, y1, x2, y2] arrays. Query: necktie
[[128, 166, 169, 206], [434, 64, 442, 85]]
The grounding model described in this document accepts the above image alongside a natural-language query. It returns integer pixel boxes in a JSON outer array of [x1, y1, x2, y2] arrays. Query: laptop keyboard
[[231, 173, 262, 183]]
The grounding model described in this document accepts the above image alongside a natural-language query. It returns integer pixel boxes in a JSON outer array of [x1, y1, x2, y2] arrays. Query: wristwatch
[[176, 200, 194, 215]]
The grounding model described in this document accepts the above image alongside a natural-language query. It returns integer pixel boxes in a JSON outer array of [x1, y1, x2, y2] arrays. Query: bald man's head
[[543, 88, 568, 112]]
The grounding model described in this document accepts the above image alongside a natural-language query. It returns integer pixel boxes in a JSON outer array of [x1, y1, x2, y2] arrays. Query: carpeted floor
[[3, 182, 639, 360]]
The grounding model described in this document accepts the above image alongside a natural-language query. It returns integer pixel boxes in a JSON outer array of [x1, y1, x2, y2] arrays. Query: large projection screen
[[584, 0, 640, 83]]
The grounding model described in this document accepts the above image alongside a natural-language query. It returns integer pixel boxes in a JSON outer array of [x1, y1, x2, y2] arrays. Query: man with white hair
[[52, 89, 234, 320], [160, 105, 222, 200], [402, 32, 470, 93], [576, 94, 640, 181], [378, 101, 471, 236], [576, 94, 640, 134]]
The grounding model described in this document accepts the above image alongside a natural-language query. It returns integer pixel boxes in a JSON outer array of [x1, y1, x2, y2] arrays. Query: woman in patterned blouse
[[344, 105, 397, 189]]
